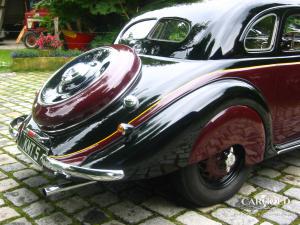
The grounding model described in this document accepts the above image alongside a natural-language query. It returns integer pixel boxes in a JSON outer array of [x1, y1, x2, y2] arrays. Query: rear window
[[148, 18, 190, 42], [121, 20, 157, 40]]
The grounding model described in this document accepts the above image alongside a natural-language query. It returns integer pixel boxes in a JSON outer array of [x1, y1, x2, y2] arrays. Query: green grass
[[0, 50, 13, 72]]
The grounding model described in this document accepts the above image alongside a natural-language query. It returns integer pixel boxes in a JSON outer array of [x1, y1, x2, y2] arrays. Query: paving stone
[[198, 204, 222, 213], [13, 169, 38, 180], [4, 188, 39, 207], [47, 189, 74, 201], [284, 187, 300, 200], [0, 162, 27, 172], [120, 186, 152, 204], [281, 175, 300, 186], [262, 207, 297, 225], [255, 190, 289, 205], [283, 199, 300, 215], [16, 154, 33, 165], [23, 176, 49, 187], [249, 176, 286, 192], [104, 181, 135, 194], [257, 168, 281, 178], [23, 200, 54, 218], [108, 201, 152, 224], [76, 182, 104, 197], [75, 207, 108, 225], [212, 208, 259, 225], [263, 158, 287, 170], [0, 154, 17, 165], [1, 178, 19, 194], [0, 207, 20, 222], [35, 212, 72, 225], [288, 150, 300, 158], [0, 170, 8, 180], [281, 156, 300, 167], [6, 217, 32, 225], [239, 183, 257, 196], [226, 194, 260, 213], [0, 199, 4, 206], [177, 211, 221, 225], [141, 217, 176, 225], [143, 197, 185, 217], [2, 145, 20, 155], [102, 220, 125, 225], [91, 192, 119, 207], [283, 166, 300, 177], [29, 164, 43, 172], [260, 222, 274, 225], [56, 196, 89, 213]]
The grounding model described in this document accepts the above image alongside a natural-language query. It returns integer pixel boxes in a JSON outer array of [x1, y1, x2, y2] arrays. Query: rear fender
[[140, 78, 271, 167], [189, 105, 265, 166]]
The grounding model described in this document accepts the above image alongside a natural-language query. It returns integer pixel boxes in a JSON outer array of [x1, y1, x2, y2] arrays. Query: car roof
[[134, 0, 300, 23], [122, 0, 300, 60]]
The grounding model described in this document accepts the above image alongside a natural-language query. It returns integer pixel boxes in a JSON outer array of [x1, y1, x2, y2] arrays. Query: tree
[[36, 0, 141, 32]]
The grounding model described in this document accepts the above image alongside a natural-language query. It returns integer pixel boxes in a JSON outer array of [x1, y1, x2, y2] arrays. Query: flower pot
[[63, 31, 95, 50]]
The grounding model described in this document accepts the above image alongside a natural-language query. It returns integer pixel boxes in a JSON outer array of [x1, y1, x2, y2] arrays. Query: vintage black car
[[10, 0, 300, 206]]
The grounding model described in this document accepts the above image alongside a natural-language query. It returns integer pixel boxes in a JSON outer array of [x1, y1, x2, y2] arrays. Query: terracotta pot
[[63, 31, 95, 50]]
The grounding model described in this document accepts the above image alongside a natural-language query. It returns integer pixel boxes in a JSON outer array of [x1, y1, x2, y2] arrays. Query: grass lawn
[[0, 50, 13, 72]]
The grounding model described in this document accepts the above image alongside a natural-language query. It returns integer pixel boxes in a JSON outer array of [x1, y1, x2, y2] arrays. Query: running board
[[275, 139, 300, 155]]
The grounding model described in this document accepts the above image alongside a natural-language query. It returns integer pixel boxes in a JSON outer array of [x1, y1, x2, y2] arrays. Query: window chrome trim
[[116, 18, 158, 43], [244, 13, 279, 53]]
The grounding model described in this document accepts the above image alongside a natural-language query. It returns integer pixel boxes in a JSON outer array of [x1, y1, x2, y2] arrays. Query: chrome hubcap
[[225, 147, 236, 173]]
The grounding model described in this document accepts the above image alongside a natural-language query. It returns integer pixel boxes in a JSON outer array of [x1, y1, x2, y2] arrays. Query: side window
[[244, 14, 278, 52], [281, 14, 300, 52], [148, 19, 190, 42]]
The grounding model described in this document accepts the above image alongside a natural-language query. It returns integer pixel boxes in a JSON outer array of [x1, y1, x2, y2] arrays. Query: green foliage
[[36, 0, 140, 24], [35, 15, 54, 33], [140, 0, 200, 13], [89, 32, 118, 48], [11, 49, 82, 58], [0, 50, 13, 72], [285, 15, 300, 33]]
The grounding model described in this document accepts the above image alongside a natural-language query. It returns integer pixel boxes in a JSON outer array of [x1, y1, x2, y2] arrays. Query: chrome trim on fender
[[41, 155, 125, 181]]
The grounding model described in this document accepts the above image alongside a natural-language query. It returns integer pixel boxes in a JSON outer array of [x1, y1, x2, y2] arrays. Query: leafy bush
[[89, 31, 118, 48], [11, 49, 82, 58]]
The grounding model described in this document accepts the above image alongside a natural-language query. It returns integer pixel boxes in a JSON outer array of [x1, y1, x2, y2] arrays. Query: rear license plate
[[17, 132, 49, 166]]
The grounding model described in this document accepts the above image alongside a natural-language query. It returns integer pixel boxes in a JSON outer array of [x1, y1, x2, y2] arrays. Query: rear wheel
[[174, 146, 250, 206], [23, 31, 39, 49]]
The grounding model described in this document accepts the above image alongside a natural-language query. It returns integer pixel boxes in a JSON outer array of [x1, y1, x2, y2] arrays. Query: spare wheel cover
[[32, 44, 141, 130]]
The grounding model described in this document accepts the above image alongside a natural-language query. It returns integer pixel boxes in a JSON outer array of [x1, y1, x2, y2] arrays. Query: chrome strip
[[276, 139, 300, 155], [41, 156, 125, 181]]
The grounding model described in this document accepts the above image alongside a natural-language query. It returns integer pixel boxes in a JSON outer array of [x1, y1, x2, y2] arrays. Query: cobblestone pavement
[[0, 72, 300, 225]]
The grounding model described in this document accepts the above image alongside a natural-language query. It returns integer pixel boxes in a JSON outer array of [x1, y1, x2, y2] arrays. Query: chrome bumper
[[10, 115, 125, 182], [41, 156, 124, 181], [9, 115, 28, 141]]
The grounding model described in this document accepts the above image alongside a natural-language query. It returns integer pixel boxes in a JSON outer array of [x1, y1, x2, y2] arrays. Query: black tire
[[23, 31, 39, 49], [173, 146, 251, 207]]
